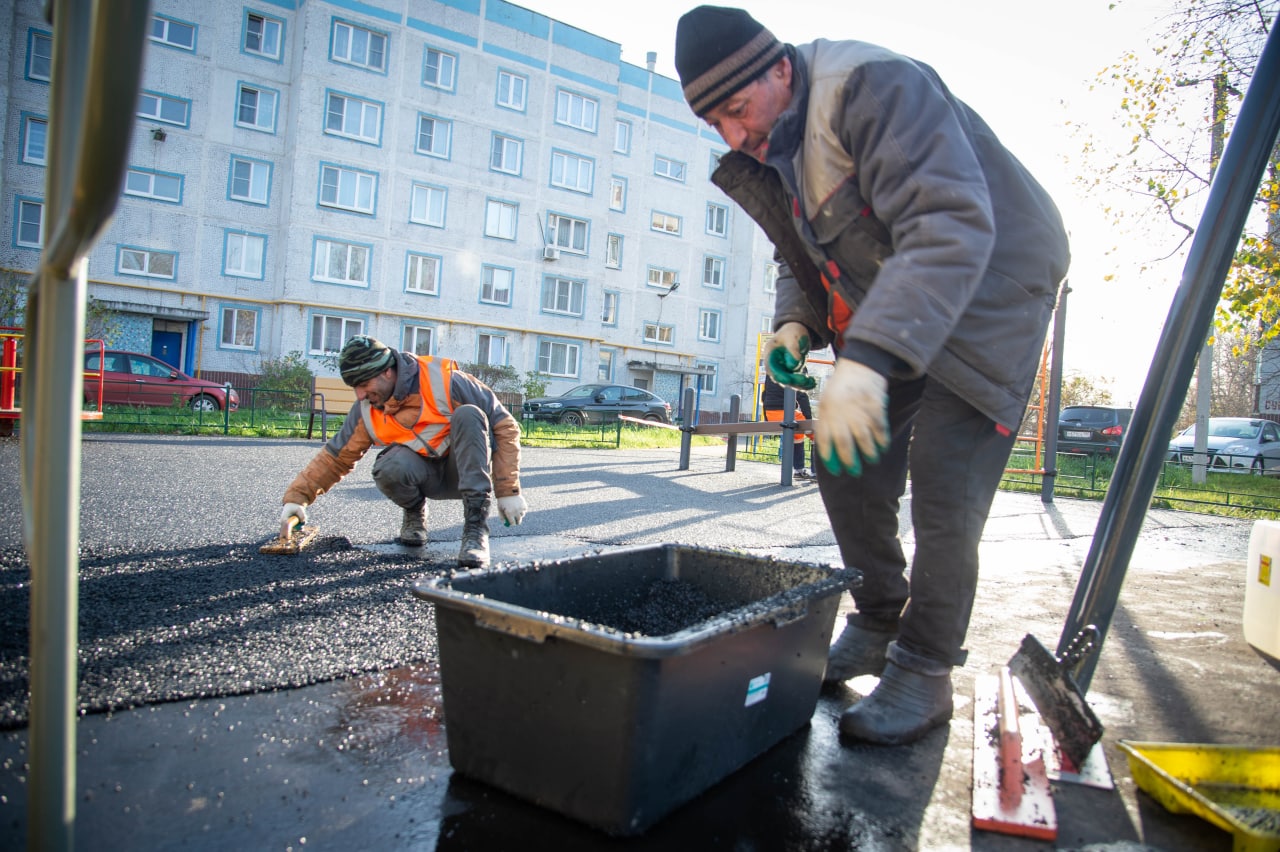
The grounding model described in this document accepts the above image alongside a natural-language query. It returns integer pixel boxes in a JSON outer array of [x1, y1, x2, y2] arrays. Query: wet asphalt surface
[[0, 433, 1275, 850]]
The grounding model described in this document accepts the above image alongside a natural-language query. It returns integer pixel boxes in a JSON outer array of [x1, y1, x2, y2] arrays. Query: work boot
[[824, 614, 899, 683], [839, 643, 953, 746], [458, 494, 491, 569], [399, 504, 427, 547]]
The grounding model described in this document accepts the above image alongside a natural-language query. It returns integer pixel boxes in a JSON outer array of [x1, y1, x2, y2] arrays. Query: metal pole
[[23, 2, 151, 849], [724, 393, 740, 471], [1058, 27, 1280, 691], [1041, 281, 1068, 503], [780, 386, 796, 486]]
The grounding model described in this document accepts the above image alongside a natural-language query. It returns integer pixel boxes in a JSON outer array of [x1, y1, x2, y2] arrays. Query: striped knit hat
[[338, 335, 395, 386], [675, 6, 786, 117]]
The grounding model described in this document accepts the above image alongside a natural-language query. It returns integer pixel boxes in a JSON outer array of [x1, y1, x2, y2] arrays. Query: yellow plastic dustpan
[[1118, 741, 1280, 852]]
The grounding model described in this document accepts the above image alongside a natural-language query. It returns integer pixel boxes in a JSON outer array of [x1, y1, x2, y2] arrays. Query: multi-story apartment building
[[1, 0, 783, 417]]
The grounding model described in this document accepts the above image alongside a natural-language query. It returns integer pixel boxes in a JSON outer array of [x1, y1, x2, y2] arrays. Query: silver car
[[1166, 417, 1280, 474]]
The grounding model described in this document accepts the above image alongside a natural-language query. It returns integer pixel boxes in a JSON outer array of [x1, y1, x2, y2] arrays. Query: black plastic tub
[[411, 543, 860, 836]]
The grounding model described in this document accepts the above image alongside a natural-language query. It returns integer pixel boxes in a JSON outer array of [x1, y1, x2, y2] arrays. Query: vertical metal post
[[780, 386, 796, 486], [1041, 282, 1068, 503], [22, 3, 152, 849], [677, 386, 696, 470], [724, 393, 740, 471], [1059, 28, 1280, 692]]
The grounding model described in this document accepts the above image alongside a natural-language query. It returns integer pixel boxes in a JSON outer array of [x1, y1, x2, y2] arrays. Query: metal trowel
[[259, 515, 319, 555]]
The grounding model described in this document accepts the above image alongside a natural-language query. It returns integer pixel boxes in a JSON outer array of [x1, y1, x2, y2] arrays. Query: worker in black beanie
[[675, 6, 1070, 746]]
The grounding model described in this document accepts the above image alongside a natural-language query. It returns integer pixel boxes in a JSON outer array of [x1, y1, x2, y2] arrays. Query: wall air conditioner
[[543, 246, 560, 261]]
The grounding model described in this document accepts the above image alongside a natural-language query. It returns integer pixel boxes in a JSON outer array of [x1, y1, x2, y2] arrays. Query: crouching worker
[[278, 335, 527, 568]]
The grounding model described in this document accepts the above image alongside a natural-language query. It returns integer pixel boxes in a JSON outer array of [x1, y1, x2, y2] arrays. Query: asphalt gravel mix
[[0, 537, 450, 728]]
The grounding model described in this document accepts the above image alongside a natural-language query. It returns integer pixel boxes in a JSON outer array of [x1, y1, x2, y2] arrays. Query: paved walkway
[[0, 436, 1273, 850]]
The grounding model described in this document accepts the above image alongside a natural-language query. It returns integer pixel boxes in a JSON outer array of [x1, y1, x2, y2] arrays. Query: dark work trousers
[[370, 404, 494, 510], [816, 376, 1018, 667]]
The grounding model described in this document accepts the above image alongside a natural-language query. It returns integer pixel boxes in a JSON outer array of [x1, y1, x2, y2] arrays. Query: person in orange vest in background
[[277, 335, 527, 568], [675, 6, 1069, 746], [761, 373, 813, 481]]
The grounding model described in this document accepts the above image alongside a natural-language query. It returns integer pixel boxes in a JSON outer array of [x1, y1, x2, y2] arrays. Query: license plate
[[1064, 430, 1091, 439]]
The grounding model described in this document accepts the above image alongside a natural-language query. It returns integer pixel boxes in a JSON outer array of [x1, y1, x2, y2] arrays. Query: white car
[[1166, 417, 1280, 474]]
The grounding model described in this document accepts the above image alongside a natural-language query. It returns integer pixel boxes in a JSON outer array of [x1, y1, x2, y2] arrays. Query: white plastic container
[[1244, 520, 1280, 666]]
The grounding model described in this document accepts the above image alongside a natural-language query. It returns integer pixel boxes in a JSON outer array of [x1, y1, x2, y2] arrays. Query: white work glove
[[279, 502, 308, 538], [496, 494, 528, 527], [764, 322, 817, 390], [815, 359, 889, 477]]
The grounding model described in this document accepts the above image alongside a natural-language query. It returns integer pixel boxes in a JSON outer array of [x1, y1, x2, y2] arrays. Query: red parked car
[[84, 350, 239, 412]]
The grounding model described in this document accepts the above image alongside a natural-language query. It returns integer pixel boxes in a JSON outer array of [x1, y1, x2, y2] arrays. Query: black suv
[[1057, 405, 1134, 456], [522, 383, 672, 425]]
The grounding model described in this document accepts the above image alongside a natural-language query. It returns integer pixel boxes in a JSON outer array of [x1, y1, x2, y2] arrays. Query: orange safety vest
[[360, 356, 456, 458], [820, 258, 854, 339]]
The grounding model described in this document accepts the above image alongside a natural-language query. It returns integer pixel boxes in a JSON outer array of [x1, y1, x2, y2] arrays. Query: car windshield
[[560, 385, 604, 399], [1181, 421, 1262, 440], [1061, 408, 1114, 425]]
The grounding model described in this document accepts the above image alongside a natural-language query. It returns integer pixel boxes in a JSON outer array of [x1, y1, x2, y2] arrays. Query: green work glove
[[765, 322, 817, 390]]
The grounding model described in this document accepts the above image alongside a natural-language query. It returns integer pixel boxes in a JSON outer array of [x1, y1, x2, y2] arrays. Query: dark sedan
[[522, 383, 671, 425]]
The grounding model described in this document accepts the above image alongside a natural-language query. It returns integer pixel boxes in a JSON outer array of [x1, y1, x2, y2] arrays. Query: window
[[538, 339, 580, 377], [27, 31, 52, 81], [650, 211, 681, 236], [410, 183, 446, 227], [710, 150, 727, 175], [601, 291, 619, 325], [118, 246, 176, 279], [614, 119, 631, 154], [313, 238, 370, 286], [485, 200, 517, 240], [416, 114, 451, 159], [497, 70, 527, 111], [606, 234, 623, 269], [609, 177, 626, 211], [699, 309, 722, 342], [310, 314, 363, 355], [15, 199, 43, 248], [229, 156, 271, 205], [764, 262, 778, 293], [325, 92, 381, 144], [643, 323, 674, 345], [541, 276, 585, 316], [150, 15, 195, 51], [22, 117, 47, 165], [237, 83, 277, 132], [224, 231, 265, 279], [403, 325, 433, 356], [554, 89, 598, 132], [654, 156, 686, 182], [490, 133, 522, 175], [405, 253, 439, 294], [423, 47, 456, 91], [244, 12, 282, 60], [550, 151, 594, 194], [598, 349, 615, 381], [703, 255, 725, 289], [696, 363, 718, 394], [706, 203, 728, 236], [319, 164, 376, 214], [481, 266, 513, 306], [332, 20, 387, 73], [221, 307, 258, 350], [546, 213, 588, 254], [124, 168, 183, 203], [138, 91, 190, 126], [477, 334, 506, 365], [647, 267, 678, 289]]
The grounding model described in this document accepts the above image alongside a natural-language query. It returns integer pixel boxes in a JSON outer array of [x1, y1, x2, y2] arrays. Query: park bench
[[674, 386, 816, 486]]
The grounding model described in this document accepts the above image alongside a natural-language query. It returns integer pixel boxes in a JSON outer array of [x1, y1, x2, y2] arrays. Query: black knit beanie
[[338, 335, 395, 386], [675, 5, 785, 117]]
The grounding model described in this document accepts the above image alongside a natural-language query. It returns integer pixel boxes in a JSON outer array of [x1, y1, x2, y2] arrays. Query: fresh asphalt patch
[[0, 537, 448, 729]]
